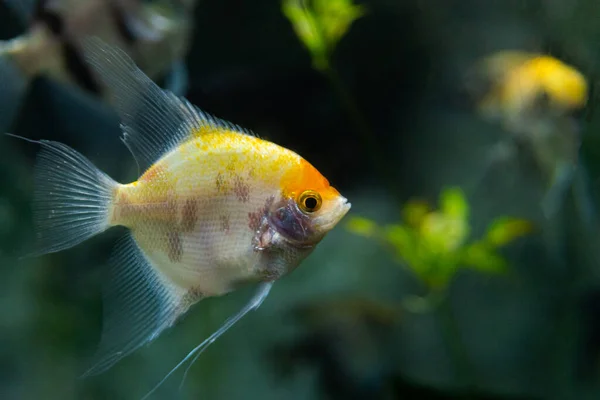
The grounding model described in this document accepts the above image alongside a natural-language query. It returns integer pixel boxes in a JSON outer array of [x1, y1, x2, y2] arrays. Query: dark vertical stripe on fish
[[33, 0, 49, 19], [33, 1, 101, 94], [36, 10, 63, 35]]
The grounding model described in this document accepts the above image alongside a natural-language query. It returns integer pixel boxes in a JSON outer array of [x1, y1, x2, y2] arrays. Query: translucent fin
[[141, 282, 274, 400], [81, 37, 256, 173], [5, 135, 117, 257], [81, 233, 190, 377]]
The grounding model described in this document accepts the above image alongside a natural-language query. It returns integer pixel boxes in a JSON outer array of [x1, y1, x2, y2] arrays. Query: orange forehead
[[280, 158, 339, 200]]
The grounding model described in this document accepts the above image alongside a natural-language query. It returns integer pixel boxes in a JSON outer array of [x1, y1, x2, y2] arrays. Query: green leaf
[[402, 199, 430, 228], [383, 224, 413, 251], [485, 217, 533, 247], [462, 242, 508, 273], [352, 185, 529, 292], [346, 216, 378, 237], [382, 224, 421, 268], [419, 212, 469, 252], [282, 0, 365, 71], [314, 0, 366, 49], [440, 186, 469, 220], [282, 0, 328, 69]]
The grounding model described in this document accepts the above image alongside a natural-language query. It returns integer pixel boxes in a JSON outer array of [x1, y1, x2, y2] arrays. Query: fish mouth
[[315, 196, 351, 232], [340, 198, 351, 217]]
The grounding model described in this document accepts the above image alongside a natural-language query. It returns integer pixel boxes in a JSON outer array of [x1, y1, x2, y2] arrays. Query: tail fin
[[9, 135, 118, 256]]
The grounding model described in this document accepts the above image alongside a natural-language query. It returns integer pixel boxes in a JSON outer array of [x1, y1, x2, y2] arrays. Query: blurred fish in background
[[464, 50, 595, 223], [0, 0, 197, 132]]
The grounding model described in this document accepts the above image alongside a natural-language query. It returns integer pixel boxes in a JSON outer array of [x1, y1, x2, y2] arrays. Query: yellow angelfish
[[466, 50, 593, 220], [12, 38, 350, 393], [470, 50, 588, 134]]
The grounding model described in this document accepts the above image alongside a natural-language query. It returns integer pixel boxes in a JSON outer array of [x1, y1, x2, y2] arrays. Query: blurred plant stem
[[403, 288, 476, 399], [323, 63, 397, 195], [283, 0, 397, 195], [542, 206, 588, 399], [551, 288, 579, 399], [548, 226, 583, 399], [435, 291, 477, 399]]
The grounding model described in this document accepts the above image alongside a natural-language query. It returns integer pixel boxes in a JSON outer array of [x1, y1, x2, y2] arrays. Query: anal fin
[[81, 233, 195, 377], [141, 281, 274, 399]]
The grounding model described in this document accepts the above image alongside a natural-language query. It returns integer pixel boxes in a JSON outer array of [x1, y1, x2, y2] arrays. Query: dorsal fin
[[81, 37, 255, 174]]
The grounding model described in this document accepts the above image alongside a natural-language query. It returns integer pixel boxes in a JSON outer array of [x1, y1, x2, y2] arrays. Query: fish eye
[[297, 190, 322, 213]]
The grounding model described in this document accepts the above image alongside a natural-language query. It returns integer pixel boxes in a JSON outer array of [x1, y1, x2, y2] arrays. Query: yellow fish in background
[[470, 50, 588, 134], [11, 38, 350, 395], [0, 0, 197, 131], [465, 50, 593, 221]]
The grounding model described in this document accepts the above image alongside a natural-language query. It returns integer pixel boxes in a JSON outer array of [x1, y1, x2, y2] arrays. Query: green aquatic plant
[[348, 187, 533, 395], [282, 0, 365, 71], [347, 187, 533, 293]]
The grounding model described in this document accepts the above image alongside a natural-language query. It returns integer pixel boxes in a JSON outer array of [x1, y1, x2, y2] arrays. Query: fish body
[[112, 130, 344, 297], [17, 38, 350, 384]]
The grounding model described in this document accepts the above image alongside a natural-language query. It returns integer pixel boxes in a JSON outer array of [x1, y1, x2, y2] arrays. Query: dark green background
[[2, 0, 600, 399]]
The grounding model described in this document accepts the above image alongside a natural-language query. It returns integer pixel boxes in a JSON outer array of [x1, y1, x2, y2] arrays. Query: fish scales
[[110, 132, 311, 294]]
